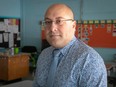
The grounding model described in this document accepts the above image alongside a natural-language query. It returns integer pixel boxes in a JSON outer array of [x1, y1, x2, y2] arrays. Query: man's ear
[[72, 20, 77, 28]]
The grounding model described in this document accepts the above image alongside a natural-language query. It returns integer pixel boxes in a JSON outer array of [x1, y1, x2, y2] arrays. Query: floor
[[0, 71, 34, 86], [0, 73, 115, 87], [108, 84, 116, 87]]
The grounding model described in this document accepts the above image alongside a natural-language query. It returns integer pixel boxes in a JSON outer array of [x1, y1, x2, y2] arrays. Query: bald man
[[33, 3, 107, 87]]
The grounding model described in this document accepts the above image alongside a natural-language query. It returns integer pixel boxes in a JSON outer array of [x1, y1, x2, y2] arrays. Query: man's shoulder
[[73, 39, 92, 53], [72, 39, 101, 59], [40, 46, 53, 55]]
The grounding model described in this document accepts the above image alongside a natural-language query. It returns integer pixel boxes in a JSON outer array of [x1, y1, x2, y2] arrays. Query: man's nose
[[49, 22, 58, 31]]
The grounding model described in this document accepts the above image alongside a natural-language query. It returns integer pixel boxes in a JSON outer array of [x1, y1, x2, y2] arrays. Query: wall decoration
[[76, 20, 116, 48], [0, 18, 20, 48]]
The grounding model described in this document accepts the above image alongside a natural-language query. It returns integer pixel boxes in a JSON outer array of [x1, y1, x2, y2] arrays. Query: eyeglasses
[[41, 19, 74, 28]]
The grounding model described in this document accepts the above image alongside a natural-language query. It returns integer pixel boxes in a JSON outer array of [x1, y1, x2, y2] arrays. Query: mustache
[[48, 32, 60, 36]]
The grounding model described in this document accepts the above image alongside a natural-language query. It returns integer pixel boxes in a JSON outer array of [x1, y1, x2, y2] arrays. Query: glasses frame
[[41, 19, 74, 28]]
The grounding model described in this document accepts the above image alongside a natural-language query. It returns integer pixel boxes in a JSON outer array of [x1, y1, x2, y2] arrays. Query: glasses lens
[[43, 21, 52, 27], [56, 20, 63, 25]]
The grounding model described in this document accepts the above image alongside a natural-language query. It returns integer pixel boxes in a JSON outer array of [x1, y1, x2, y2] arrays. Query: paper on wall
[[0, 34, 3, 43], [9, 33, 14, 48], [0, 22, 4, 31], [7, 25, 18, 33], [3, 33, 9, 42], [12, 25, 18, 33]]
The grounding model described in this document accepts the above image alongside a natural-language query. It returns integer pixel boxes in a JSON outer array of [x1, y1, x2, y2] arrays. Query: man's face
[[44, 6, 76, 48]]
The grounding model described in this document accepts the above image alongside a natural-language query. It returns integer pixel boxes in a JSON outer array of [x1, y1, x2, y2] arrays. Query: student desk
[[0, 53, 29, 81]]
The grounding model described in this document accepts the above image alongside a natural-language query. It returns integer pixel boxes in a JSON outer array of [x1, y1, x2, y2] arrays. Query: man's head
[[43, 3, 76, 48]]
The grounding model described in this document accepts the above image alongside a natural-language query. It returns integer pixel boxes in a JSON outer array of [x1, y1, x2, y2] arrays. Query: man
[[33, 3, 107, 87]]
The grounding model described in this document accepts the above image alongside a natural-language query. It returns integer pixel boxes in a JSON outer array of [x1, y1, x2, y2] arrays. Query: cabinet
[[0, 53, 29, 81]]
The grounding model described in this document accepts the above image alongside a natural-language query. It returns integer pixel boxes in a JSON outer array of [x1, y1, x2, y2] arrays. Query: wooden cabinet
[[0, 53, 29, 81]]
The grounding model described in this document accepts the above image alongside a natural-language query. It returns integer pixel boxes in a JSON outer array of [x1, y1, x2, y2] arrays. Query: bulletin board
[[76, 20, 116, 48], [0, 18, 20, 48]]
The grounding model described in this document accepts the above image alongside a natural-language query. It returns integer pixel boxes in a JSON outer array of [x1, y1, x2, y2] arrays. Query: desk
[[0, 53, 29, 81]]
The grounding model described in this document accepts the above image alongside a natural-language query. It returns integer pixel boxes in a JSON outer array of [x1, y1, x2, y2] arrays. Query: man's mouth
[[50, 34, 60, 38]]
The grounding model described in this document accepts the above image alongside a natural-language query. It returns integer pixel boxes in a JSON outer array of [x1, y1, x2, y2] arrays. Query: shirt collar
[[52, 36, 77, 56], [61, 36, 76, 56]]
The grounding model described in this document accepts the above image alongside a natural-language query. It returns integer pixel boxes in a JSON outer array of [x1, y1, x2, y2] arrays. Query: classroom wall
[[0, 0, 20, 18], [82, 0, 116, 62], [21, 0, 116, 62], [0, 0, 116, 62], [0, 0, 20, 52], [83, 0, 116, 20], [21, 0, 80, 52]]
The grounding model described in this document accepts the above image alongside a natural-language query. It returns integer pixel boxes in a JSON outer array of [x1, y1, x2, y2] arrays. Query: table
[[0, 53, 29, 81]]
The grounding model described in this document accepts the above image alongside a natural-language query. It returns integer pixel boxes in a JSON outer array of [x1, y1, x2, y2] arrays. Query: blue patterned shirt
[[33, 37, 107, 87]]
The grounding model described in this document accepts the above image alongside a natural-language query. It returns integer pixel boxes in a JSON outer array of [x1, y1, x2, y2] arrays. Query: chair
[[21, 46, 37, 53], [108, 77, 116, 87]]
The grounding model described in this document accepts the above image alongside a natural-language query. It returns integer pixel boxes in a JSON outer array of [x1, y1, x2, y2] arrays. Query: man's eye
[[56, 20, 62, 24], [45, 21, 52, 24]]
